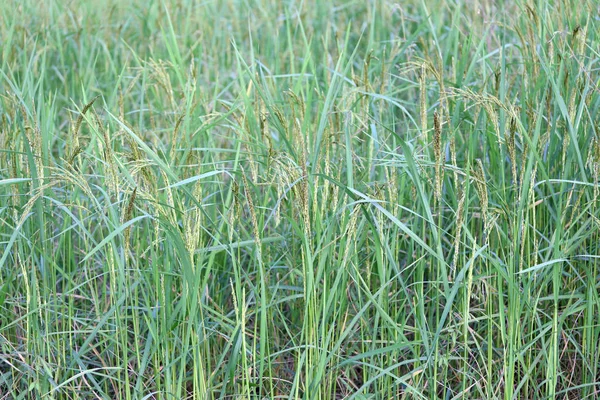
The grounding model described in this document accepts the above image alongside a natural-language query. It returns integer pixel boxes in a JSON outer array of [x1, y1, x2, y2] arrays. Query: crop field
[[1, 0, 599, 399]]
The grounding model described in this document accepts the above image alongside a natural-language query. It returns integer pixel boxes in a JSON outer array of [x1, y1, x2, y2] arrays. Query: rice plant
[[1, 0, 599, 399]]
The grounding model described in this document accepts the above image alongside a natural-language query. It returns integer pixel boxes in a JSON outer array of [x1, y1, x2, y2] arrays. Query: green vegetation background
[[1, 0, 599, 398]]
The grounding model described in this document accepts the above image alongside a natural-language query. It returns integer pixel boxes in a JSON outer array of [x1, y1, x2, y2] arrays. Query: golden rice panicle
[[574, 23, 587, 57], [474, 159, 489, 243], [159, 169, 176, 226], [150, 60, 176, 110], [518, 113, 532, 204], [450, 129, 458, 192], [99, 120, 119, 198], [320, 129, 332, 219], [587, 136, 600, 201], [452, 181, 466, 274], [294, 119, 311, 241], [122, 186, 138, 257], [169, 113, 186, 161], [184, 180, 204, 257], [260, 97, 272, 152], [419, 63, 427, 139], [560, 120, 570, 173], [69, 95, 99, 162], [483, 102, 502, 150], [342, 205, 360, 265], [241, 167, 262, 260], [507, 116, 517, 186], [433, 109, 443, 203], [229, 181, 241, 242]]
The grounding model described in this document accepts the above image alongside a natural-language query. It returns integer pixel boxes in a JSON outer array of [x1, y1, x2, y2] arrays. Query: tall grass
[[1, 0, 599, 398]]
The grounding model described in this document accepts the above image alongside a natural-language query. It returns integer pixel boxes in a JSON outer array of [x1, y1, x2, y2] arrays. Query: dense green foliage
[[1, 0, 599, 398]]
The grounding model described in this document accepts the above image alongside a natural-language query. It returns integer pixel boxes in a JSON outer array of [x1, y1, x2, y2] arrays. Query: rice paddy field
[[1, 0, 600, 398]]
